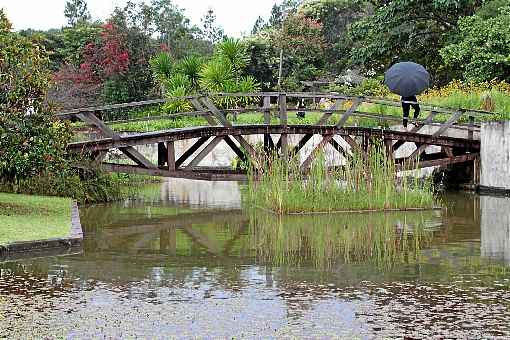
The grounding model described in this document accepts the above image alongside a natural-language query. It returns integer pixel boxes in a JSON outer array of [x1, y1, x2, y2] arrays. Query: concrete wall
[[481, 195, 510, 264], [481, 121, 510, 190]]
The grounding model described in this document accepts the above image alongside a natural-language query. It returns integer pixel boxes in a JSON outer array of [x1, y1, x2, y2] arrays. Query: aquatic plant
[[245, 145, 437, 214]]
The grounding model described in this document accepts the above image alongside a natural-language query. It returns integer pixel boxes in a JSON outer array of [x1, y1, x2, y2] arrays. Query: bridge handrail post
[[468, 115, 475, 140], [279, 93, 288, 160], [263, 96, 271, 125]]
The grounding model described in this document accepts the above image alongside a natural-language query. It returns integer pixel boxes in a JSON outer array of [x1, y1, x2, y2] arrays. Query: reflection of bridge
[[59, 93, 486, 180]]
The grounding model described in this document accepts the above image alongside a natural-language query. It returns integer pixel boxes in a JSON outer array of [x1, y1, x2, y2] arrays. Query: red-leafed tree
[[52, 20, 154, 108]]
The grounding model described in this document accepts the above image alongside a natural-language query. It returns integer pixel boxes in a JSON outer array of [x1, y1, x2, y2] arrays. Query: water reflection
[[248, 211, 441, 268], [481, 195, 510, 264]]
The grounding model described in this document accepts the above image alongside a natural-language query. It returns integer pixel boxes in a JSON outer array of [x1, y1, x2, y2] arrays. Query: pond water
[[1, 178, 510, 338]]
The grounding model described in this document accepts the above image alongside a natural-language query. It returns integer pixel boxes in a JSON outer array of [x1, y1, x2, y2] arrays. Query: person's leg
[[412, 103, 421, 119], [402, 102, 410, 128]]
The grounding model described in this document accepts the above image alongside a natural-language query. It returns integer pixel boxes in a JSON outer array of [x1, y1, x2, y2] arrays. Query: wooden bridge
[[58, 92, 486, 181]]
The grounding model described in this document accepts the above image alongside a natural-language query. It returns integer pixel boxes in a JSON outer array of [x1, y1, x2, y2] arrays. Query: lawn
[[0, 193, 72, 245]]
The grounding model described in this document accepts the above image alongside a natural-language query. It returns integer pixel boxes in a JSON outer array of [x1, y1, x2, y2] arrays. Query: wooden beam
[[76, 111, 117, 138], [301, 135, 333, 171], [407, 144, 428, 163], [263, 96, 272, 154], [393, 110, 438, 152], [190, 98, 217, 126], [397, 153, 479, 171], [75, 163, 248, 181], [279, 93, 288, 159], [384, 139, 394, 160], [336, 98, 361, 127], [68, 125, 480, 153], [433, 111, 464, 137], [121, 147, 157, 169], [199, 97, 232, 127], [329, 137, 349, 158], [342, 135, 367, 160], [263, 96, 271, 124], [306, 99, 361, 166], [317, 99, 343, 125], [77, 111, 157, 169], [200, 96, 259, 161], [166, 141, 176, 171], [444, 146, 454, 158], [175, 136, 210, 168], [468, 115, 475, 140], [223, 136, 247, 163], [293, 134, 314, 154], [187, 136, 223, 168]]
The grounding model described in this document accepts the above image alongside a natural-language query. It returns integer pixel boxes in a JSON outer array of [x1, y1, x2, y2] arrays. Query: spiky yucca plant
[[199, 58, 234, 93], [175, 55, 204, 90], [215, 38, 249, 75], [149, 52, 173, 83]]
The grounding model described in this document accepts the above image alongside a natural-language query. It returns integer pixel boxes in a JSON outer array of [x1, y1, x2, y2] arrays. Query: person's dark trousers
[[401, 96, 421, 127]]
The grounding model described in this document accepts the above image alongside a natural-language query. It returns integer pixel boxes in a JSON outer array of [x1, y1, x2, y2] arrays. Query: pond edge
[[253, 205, 444, 216]]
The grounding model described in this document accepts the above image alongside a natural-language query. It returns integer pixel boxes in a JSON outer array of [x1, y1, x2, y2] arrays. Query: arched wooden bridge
[[58, 92, 486, 181]]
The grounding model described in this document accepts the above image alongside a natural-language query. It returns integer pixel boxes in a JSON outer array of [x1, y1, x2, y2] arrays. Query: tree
[[299, 0, 367, 73], [440, 4, 510, 82], [348, 0, 484, 80], [200, 9, 224, 43], [251, 16, 265, 35], [0, 10, 71, 181], [64, 0, 91, 26]]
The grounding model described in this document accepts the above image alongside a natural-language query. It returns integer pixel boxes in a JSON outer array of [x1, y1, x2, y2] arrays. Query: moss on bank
[[0, 193, 72, 245]]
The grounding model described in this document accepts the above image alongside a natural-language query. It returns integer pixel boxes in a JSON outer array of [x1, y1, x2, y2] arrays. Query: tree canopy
[[440, 4, 510, 82]]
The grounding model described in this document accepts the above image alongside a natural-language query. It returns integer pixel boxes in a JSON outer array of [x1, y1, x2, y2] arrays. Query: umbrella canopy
[[384, 62, 430, 97]]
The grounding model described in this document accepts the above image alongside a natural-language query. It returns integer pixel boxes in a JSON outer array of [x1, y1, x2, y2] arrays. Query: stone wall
[[481, 121, 510, 191]]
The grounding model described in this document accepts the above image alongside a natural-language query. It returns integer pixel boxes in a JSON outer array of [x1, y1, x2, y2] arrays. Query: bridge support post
[[166, 141, 176, 171]]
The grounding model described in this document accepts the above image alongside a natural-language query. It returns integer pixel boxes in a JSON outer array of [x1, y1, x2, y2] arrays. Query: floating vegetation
[[246, 146, 438, 214]]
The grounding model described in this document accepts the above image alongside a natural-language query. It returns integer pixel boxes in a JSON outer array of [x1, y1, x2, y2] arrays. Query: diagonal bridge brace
[[77, 111, 157, 169], [188, 96, 260, 168]]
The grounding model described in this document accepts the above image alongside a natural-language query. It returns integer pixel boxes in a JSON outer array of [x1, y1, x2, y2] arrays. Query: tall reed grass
[[246, 146, 437, 214]]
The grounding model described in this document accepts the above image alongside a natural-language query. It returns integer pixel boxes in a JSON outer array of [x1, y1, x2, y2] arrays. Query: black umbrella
[[384, 62, 430, 98]]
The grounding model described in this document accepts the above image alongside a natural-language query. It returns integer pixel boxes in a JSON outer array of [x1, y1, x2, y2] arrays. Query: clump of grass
[[246, 145, 437, 214]]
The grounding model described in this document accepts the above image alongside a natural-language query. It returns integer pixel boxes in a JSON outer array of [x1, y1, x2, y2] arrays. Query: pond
[[1, 178, 510, 338]]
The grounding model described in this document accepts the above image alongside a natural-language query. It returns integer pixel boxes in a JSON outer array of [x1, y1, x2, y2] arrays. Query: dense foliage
[[0, 11, 71, 181], [440, 4, 510, 82]]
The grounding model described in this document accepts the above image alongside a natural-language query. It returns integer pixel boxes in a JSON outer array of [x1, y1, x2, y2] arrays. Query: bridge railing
[[55, 92, 497, 144]]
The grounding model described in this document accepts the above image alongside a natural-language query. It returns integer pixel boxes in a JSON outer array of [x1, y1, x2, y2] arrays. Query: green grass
[[246, 148, 437, 214], [0, 193, 72, 245], [110, 112, 328, 133]]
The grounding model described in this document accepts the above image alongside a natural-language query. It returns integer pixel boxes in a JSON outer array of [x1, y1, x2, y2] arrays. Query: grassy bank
[[246, 148, 437, 214], [0, 193, 72, 245]]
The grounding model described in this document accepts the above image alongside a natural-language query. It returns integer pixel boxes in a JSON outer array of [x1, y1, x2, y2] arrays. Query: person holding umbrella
[[384, 62, 430, 128]]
